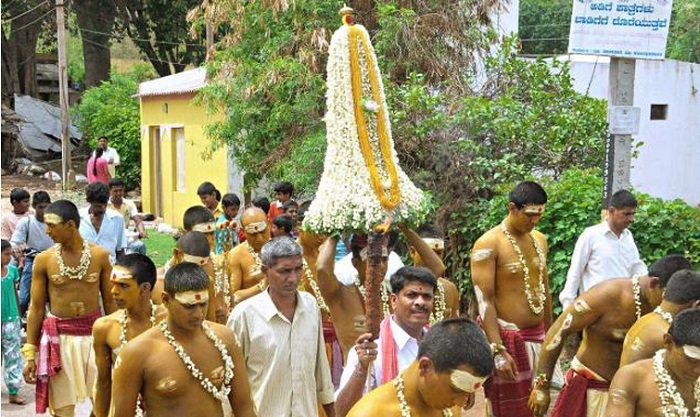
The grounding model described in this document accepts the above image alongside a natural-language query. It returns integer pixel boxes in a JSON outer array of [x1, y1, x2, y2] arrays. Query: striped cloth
[[483, 320, 545, 417], [551, 357, 610, 417]]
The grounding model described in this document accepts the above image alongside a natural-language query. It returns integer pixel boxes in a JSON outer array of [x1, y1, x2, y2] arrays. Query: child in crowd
[[271, 215, 294, 238], [1, 188, 32, 241], [1, 239, 25, 404]]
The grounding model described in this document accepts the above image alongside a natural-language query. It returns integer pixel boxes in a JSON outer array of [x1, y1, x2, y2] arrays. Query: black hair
[[182, 206, 215, 231], [92, 147, 104, 176], [273, 181, 294, 196], [609, 189, 638, 209], [668, 308, 700, 347], [164, 262, 209, 294], [98, 136, 108, 142], [509, 181, 548, 209], [297, 200, 311, 222], [416, 224, 444, 239], [390, 266, 438, 294], [10, 188, 30, 205], [282, 200, 298, 211], [197, 182, 221, 201], [115, 253, 157, 289], [176, 231, 211, 257], [648, 254, 692, 287], [272, 215, 294, 235], [418, 317, 494, 376], [108, 178, 125, 189], [85, 182, 110, 204], [663, 270, 700, 304], [45, 200, 80, 227], [32, 191, 51, 207], [252, 196, 271, 215], [1, 239, 10, 251], [221, 193, 241, 208]]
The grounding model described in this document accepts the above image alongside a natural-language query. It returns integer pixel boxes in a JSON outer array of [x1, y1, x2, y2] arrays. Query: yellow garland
[[347, 25, 401, 210]]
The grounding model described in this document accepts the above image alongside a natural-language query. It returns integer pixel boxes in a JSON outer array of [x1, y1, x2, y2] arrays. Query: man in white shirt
[[79, 182, 125, 264], [334, 266, 438, 417], [97, 136, 120, 177], [107, 178, 146, 255], [228, 237, 335, 417], [559, 189, 648, 310]]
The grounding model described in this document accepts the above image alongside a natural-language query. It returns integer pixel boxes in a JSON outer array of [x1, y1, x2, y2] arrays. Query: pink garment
[[1, 210, 32, 240], [86, 156, 110, 184], [379, 315, 399, 385]]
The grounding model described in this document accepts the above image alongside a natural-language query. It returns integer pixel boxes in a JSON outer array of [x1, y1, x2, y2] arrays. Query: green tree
[[74, 64, 155, 189], [518, 0, 571, 55], [116, 0, 206, 76], [666, 0, 700, 63]]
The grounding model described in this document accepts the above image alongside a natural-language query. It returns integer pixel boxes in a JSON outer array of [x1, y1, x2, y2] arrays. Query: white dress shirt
[[228, 290, 334, 417], [334, 251, 405, 286], [78, 207, 125, 264], [335, 316, 420, 398], [559, 221, 647, 309]]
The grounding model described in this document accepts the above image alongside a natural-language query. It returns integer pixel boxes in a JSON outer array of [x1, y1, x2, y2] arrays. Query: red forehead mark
[[194, 293, 201, 300]]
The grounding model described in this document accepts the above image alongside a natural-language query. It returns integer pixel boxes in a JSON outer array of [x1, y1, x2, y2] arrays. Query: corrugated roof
[[138, 67, 207, 97], [13, 95, 81, 154]]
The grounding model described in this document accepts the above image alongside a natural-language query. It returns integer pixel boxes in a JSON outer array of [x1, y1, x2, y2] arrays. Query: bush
[[456, 169, 700, 315], [74, 64, 155, 189]]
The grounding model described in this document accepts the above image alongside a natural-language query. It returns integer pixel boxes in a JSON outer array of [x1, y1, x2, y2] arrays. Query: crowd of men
[[1, 179, 698, 417]]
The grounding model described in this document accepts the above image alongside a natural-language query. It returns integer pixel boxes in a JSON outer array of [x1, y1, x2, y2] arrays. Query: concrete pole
[[56, 0, 72, 190]]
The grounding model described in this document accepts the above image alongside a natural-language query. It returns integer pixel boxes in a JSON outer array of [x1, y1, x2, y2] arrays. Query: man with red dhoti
[[21, 200, 116, 416], [471, 181, 552, 417]]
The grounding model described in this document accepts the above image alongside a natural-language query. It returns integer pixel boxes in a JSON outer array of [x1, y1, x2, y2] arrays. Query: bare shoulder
[[473, 226, 501, 249], [154, 304, 168, 322], [94, 310, 121, 332], [347, 384, 397, 417], [439, 277, 458, 292], [121, 326, 162, 355], [207, 321, 237, 342], [532, 229, 548, 245], [613, 359, 651, 388], [35, 247, 57, 263], [89, 243, 111, 262]]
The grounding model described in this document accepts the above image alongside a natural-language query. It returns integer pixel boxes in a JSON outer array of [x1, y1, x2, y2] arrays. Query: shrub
[[74, 63, 155, 189]]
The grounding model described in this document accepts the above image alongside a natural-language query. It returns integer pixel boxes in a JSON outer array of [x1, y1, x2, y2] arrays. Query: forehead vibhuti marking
[[44, 213, 64, 225]]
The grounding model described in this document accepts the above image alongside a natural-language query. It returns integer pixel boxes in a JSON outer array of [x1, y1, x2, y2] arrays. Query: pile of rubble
[[6, 158, 88, 183]]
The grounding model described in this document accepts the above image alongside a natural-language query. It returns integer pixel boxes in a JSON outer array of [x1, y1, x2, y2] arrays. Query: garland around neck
[[394, 374, 453, 417], [55, 240, 92, 281], [654, 306, 673, 325], [500, 220, 547, 315], [119, 301, 157, 417], [652, 349, 700, 417], [632, 275, 642, 320], [159, 320, 234, 402]]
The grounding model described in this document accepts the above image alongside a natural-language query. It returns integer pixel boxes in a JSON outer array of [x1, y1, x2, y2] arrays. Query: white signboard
[[608, 106, 641, 134], [568, 0, 674, 59]]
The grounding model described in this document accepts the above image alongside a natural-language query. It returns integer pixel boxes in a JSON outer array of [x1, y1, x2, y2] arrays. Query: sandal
[[9, 394, 26, 405]]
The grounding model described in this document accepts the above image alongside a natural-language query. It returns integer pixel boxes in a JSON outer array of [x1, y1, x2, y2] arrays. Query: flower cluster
[[430, 281, 446, 324], [652, 349, 699, 417], [303, 23, 429, 235], [632, 275, 642, 320], [160, 321, 234, 402], [302, 259, 330, 315], [56, 240, 92, 281], [212, 254, 231, 310], [654, 306, 674, 324], [394, 374, 453, 417], [119, 302, 157, 417]]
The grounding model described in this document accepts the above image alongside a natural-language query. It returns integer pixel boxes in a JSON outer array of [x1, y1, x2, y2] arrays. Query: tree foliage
[[666, 0, 700, 63], [116, 0, 206, 77], [74, 64, 155, 189]]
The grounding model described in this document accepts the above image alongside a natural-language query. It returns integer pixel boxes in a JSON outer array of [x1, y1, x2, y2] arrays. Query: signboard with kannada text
[[568, 0, 674, 59]]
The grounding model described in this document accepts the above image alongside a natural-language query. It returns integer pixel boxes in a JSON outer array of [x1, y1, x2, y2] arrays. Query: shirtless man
[[346, 317, 494, 417], [620, 268, 700, 366], [405, 223, 460, 322], [470, 181, 551, 417], [21, 200, 116, 416], [111, 262, 257, 417], [528, 255, 691, 417], [153, 231, 218, 322], [227, 207, 271, 305], [92, 254, 168, 417], [604, 308, 700, 417]]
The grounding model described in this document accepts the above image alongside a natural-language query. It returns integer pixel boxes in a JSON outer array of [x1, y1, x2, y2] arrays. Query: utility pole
[[56, 0, 72, 191], [602, 58, 636, 209]]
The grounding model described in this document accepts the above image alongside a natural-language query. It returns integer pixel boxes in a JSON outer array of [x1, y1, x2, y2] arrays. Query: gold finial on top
[[340, 4, 354, 25]]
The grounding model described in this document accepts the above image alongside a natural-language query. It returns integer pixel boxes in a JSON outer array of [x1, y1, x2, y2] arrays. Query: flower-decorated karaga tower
[[304, 6, 431, 337]]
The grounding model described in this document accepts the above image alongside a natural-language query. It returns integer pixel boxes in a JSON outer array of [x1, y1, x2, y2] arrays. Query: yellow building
[[138, 67, 244, 228]]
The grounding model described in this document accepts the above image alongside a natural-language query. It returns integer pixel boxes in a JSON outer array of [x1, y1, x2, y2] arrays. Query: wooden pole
[[56, 0, 72, 191], [602, 57, 635, 211]]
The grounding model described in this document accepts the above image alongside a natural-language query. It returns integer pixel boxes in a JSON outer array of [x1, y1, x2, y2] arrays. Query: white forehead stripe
[[683, 345, 700, 360], [174, 290, 209, 305], [450, 369, 487, 393], [111, 267, 134, 281], [244, 220, 267, 234], [182, 254, 210, 266], [192, 222, 215, 233], [522, 204, 546, 214], [422, 238, 444, 250]]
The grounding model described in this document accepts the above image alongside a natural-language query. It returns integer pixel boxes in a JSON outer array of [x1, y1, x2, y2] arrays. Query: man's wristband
[[21, 343, 37, 361], [534, 372, 550, 388], [490, 342, 506, 356]]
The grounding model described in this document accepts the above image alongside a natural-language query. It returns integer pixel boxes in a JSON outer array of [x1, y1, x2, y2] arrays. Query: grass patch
[[142, 229, 176, 267]]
